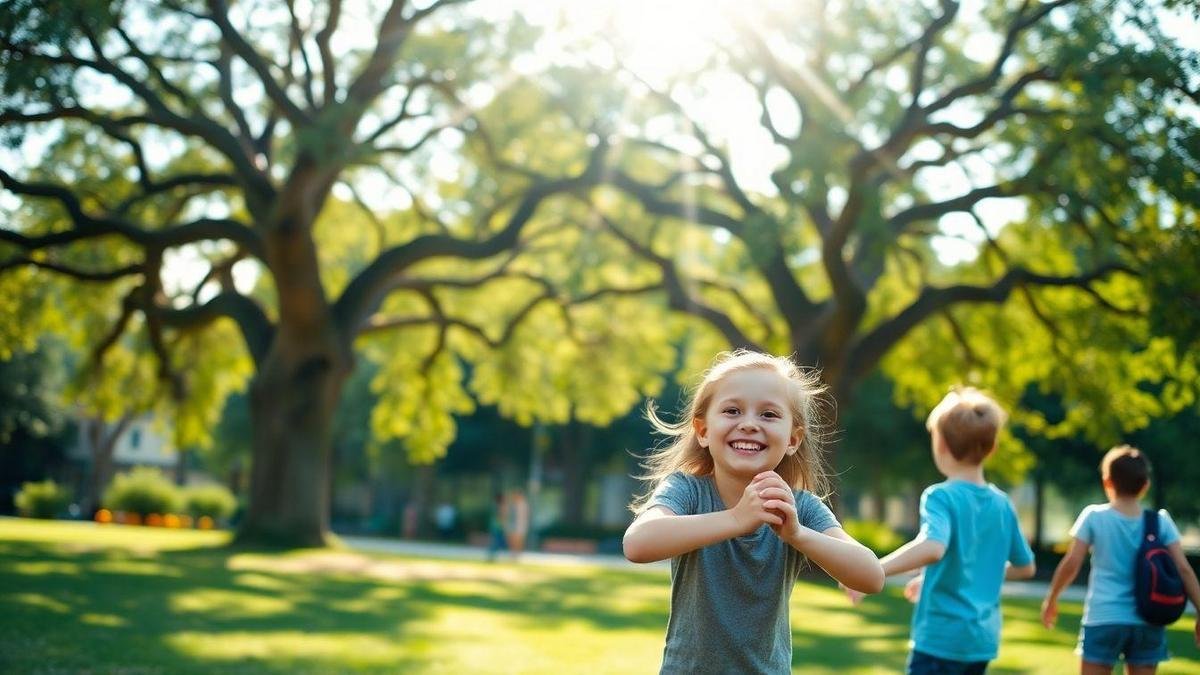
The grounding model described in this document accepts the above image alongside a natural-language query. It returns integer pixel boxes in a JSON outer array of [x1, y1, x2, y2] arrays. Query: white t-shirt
[[1071, 504, 1181, 626]]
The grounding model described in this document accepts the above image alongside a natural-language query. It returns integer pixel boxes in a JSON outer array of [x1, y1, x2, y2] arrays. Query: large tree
[[539, 0, 1200, 460], [4, 0, 1198, 547], [0, 0, 673, 546]]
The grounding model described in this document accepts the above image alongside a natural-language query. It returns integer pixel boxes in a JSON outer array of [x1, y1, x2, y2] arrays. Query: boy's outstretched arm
[[1167, 541, 1200, 647], [1006, 560, 1037, 580], [842, 536, 943, 605], [1040, 537, 1087, 629], [879, 535, 946, 577], [840, 535, 940, 605]]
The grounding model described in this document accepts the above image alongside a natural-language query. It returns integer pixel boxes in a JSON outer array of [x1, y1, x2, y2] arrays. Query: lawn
[[1, 518, 1197, 674]]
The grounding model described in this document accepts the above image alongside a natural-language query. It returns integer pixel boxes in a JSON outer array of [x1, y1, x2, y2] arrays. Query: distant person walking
[[505, 489, 529, 557], [487, 492, 508, 562], [434, 502, 456, 540]]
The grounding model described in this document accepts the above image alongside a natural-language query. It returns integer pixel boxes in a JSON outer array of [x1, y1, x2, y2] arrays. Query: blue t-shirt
[[1071, 504, 1181, 626], [648, 472, 840, 674], [911, 479, 1034, 662]]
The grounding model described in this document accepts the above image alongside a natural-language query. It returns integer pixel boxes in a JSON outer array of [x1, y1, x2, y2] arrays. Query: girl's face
[[694, 367, 801, 481]]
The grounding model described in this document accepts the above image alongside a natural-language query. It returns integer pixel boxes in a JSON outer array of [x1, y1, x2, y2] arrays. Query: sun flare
[[519, 0, 747, 85], [596, 0, 744, 84]]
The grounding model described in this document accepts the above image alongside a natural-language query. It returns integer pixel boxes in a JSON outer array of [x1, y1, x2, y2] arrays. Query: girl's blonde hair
[[630, 349, 833, 512]]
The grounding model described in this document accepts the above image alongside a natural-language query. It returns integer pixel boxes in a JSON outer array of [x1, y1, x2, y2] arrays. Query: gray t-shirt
[[648, 472, 840, 674]]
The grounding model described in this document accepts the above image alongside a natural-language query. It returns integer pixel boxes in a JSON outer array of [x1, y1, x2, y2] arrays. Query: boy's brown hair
[[1101, 444, 1151, 496], [926, 387, 1007, 465]]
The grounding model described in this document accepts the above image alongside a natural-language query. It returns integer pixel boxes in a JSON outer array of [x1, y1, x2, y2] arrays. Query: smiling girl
[[624, 349, 883, 674]]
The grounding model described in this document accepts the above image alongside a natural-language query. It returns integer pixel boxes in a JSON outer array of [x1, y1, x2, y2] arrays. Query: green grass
[[1, 518, 1197, 674]]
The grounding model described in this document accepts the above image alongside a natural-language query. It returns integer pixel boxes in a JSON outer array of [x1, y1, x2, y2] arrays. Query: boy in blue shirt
[[849, 387, 1036, 674], [1041, 445, 1200, 673]]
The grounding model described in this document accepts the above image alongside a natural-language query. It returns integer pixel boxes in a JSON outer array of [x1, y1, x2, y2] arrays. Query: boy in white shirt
[[1041, 445, 1200, 673]]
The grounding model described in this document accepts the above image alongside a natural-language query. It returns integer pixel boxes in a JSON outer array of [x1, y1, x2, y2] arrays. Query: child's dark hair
[[1101, 444, 1151, 496]]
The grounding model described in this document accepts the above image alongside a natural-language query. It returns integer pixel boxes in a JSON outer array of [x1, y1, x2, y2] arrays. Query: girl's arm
[[1166, 541, 1200, 647], [1040, 537, 1088, 629], [623, 506, 742, 563], [623, 483, 783, 563], [788, 526, 886, 594]]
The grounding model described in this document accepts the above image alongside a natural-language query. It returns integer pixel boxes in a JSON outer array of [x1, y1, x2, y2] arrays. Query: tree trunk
[[824, 386, 851, 518], [81, 415, 133, 517], [870, 470, 886, 523], [559, 422, 590, 526], [227, 460, 243, 497], [174, 447, 189, 486], [1032, 469, 1045, 551], [233, 182, 350, 547], [235, 330, 351, 547], [408, 464, 435, 539]]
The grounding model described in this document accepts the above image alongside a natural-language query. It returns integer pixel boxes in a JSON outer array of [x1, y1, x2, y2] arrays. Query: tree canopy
[[0, 0, 678, 544], [2, 0, 1197, 543], [522, 0, 1200, 451]]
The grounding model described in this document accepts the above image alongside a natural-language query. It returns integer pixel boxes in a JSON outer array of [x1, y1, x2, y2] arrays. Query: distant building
[[66, 416, 176, 470], [59, 415, 218, 514]]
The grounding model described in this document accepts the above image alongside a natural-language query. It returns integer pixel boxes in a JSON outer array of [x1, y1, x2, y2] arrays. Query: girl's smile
[[729, 440, 767, 454]]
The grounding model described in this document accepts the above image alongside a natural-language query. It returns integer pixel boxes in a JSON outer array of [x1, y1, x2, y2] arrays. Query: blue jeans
[[1078, 624, 1168, 667], [907, 650, 989, 675]]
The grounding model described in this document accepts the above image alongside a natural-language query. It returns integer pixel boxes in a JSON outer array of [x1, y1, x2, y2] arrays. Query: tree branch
[[284, 0, 319, 109], [593, 211, 761, 351], [0, 168, 264, 259], [906, 1, 961, 113], [156, 291, 274, 366], [844, 262, 1135, 384], [887, 183, 1012, 234], [1, 39, 274, 197], [315, 0, 343, 103], [334, 138, 611, 334], [205, 0, 311, 125], [88, 292, 138, 376], [214, 46, 257, 150], [609, 170, 744, 235], [0, 256, 142, 282]]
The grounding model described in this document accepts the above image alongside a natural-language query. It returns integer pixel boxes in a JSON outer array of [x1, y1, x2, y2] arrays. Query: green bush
[[15, 480, 70, 519], [102, 467, 182, 517], [842, 519, 906, 557], [182, 484, 237, 521]]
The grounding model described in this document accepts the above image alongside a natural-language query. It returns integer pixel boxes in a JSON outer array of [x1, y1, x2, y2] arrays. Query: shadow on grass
[[0, 537, 669, 674], [6, 531, 1198, 674], [791, 586, 911, 671]]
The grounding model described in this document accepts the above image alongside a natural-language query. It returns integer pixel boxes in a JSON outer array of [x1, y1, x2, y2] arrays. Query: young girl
[[624, 350, 884, 673]]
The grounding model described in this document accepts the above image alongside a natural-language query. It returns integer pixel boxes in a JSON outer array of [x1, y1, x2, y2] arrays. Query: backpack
[[1134, 509, 1187, 626]]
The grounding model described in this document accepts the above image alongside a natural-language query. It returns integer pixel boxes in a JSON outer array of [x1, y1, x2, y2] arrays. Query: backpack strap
[[1143, 508, 1160, 541]]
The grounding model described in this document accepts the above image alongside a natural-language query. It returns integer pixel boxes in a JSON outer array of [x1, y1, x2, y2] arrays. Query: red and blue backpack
[[1134, 509, 1187, 626]]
